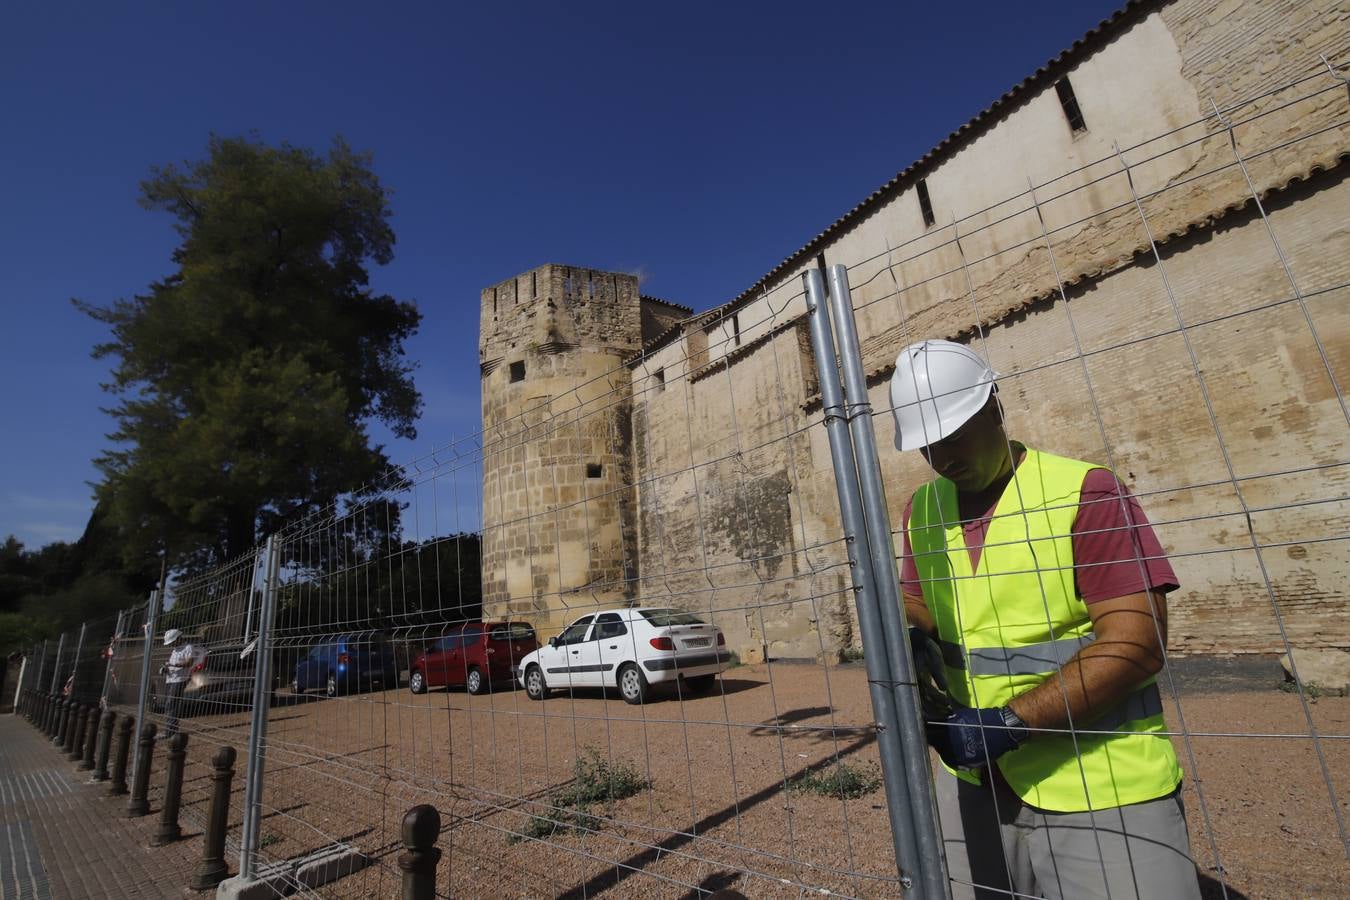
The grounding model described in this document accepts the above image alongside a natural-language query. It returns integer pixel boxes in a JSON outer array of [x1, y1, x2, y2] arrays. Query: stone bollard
[[127, 722, 157, 816], [398, 804, 442, 900], [190, 745, 236, 890], [109, 716, 134, 796], [69, 704, 91, 762], [94, 710, 116, 781], [153, 732, 189, 845], [80, 706, 100, 770]]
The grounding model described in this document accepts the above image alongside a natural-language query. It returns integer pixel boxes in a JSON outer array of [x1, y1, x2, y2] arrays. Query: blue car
[[291, 633, 399, 698]]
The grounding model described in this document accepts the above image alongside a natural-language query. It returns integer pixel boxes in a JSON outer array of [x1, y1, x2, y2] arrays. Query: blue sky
[[0, 0, 1124, 549]]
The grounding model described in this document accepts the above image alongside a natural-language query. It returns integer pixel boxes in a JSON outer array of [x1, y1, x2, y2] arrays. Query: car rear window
[[487, 623, 535, 641], [637, 609, 705, 627]]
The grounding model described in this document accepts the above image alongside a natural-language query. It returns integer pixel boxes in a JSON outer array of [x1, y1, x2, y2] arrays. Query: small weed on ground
[[258, 832, 281, 849], [840, 646, 865, 664], [1279, 679, 1326, 701], [789, 761, 883, 801], [509, 751, 650, 844]]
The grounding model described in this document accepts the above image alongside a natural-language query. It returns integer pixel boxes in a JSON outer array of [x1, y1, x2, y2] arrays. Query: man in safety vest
[[892, 340, 1201, 900]]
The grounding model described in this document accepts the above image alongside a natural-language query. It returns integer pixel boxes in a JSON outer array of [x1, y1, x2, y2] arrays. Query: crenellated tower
[[478, 264, 643, 632]]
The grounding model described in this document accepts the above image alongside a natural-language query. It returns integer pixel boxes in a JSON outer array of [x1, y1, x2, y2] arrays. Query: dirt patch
[[152, 661, 1348, 898]]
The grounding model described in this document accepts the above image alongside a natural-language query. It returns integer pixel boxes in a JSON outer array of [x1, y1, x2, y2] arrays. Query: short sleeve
[[899, 497, 923, 598], [1072, 469, 1180, 603]]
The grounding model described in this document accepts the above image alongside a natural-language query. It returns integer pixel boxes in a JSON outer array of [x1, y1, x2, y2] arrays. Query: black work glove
[[907, 626, 954, 745], [936, 706, 1030, 769]]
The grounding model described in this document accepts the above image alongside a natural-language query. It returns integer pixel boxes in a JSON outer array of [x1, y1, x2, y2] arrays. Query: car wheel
[[409, 670, 426, 695], [684, 674, 716, 694], [618, 664, 648, 705], [326, 675, 338, 698], [466, 668, 487, 695], [524, 665, 547, 701]]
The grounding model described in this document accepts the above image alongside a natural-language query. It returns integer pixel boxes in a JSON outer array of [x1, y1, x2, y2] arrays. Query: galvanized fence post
[[240, 534, 281, 881], [802, 268, 931, 897], [100, 610, 126, 709], [131, 590, 161, 785], [69, 622, 87, 701], [48, 632, 65, 694], [824, 264, 949, 897]]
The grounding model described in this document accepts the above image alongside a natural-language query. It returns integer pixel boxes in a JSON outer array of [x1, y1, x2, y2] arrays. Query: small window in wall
[[916, 178, 936, 228], [653, 368, 666, 392], [732, 313, 742, 347], [509, 361, 525, 383], [1055, 77, 1087, 133], [586, 463, 603, 478]]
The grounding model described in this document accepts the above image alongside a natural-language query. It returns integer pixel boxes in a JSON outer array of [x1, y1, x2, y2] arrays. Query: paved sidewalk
[[0, 713, 200, 899]]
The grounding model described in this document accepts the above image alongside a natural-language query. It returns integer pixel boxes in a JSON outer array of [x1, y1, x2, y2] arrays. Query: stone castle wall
[[481, 0, 1349, 654]]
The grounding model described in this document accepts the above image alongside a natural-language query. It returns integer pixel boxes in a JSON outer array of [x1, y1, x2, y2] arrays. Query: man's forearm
[[1005, 641, 1159, 732], [903, 595, 936, 634]]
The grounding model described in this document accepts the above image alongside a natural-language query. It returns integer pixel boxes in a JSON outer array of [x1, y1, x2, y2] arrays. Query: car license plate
[[684, 637, 711, 648]]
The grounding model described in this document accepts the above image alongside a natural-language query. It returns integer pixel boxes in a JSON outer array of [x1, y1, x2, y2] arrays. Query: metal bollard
[[109, 716, 134, 796], [94, 710, 116, 780], [63, 703, 81, 756], [54, 698, 69, 744], [80, 706, 100, 770], [153, 732, 189, 845], [127, 722, 157, 816], [69, 704, 91, 762], [398, 804, 442, 900], [191, 745, 236, 890], [49, 695, 63, 738], [39, 694, 51, 734]]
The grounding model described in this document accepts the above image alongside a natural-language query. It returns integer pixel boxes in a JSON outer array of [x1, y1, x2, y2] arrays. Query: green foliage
[[508, 751, 650, 845], [1279, 679, 1325, 701], [554, 751, 650, 808], [1, 508, 158, 655], [789, 761, 883, 800], [840, 646, 865, 663], [77, 135, 422, 572], [0, 613, 50, 656]]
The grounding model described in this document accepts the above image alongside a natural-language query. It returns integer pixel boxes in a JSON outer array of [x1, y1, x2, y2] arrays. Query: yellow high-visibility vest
[[907, 447, 1182, 812]]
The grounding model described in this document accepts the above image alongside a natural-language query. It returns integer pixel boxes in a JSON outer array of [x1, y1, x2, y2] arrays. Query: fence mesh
[[13, 52, 1350, 899]]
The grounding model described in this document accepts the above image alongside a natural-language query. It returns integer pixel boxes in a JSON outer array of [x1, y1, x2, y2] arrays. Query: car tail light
[[338, 653, 350, 665], [649, 636, 674, 651], [717, 632, 725, 646]]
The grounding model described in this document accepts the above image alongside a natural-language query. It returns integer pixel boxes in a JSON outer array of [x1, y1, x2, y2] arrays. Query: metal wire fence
[[12, 52, 1350, 899]]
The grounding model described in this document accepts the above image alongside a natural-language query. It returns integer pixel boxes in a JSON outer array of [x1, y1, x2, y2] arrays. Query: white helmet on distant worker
[[890, 340, 999, 451], [163, 628, 182, 646]]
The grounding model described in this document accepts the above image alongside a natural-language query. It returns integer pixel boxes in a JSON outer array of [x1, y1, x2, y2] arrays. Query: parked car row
[[285, 607, 731, 706]]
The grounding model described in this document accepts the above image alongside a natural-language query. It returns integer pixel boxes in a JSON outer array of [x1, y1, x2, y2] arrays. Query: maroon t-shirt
[[900, 463, 1179, 604]]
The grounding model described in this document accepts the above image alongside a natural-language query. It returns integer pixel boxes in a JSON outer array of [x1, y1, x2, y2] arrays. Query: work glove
[[935, 706, 1030, 770], [907, 626, 953, 719]]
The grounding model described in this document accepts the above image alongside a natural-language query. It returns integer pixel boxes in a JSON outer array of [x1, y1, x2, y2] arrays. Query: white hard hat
[[890, 340, 999, 451], [163, 628, 182, 646]]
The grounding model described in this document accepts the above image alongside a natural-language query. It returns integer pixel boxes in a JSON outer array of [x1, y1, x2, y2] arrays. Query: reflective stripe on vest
[[908, 447, 1183, 813]]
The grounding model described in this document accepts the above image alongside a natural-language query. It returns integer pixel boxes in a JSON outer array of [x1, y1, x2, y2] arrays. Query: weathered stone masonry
[[481, 0, 1349, 658]]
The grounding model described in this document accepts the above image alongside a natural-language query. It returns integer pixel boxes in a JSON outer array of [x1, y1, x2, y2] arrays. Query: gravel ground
[[152, 658, 1348, 898]]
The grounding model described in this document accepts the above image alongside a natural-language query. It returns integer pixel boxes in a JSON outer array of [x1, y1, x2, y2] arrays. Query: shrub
[[789, 761, 883, 800]]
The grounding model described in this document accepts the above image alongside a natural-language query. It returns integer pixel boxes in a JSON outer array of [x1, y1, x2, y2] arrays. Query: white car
[[517, 607, 731, 704]]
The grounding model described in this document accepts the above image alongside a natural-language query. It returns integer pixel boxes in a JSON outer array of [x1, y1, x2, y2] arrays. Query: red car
[[409, 622, 538, 695]]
